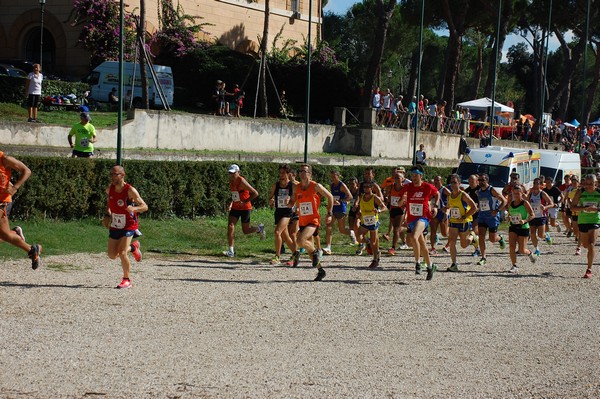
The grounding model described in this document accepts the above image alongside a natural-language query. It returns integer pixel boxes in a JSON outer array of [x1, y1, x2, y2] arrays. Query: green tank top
[[509, 201, 529, 229], [577, 189, 600, 224]]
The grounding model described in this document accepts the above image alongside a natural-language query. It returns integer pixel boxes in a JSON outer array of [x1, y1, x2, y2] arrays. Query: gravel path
[[1, 231, 599, 398]]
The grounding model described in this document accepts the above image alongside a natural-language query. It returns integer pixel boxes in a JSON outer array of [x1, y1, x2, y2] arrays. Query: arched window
[[24, 27, 55, 72]]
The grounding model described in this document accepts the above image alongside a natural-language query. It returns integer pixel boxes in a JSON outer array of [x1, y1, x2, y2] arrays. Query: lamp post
[[39, 0, 46, 69]]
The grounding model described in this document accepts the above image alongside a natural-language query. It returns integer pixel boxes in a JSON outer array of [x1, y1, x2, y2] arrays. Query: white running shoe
[[223, 249, 235, 257], [257, 224, 266, 240]]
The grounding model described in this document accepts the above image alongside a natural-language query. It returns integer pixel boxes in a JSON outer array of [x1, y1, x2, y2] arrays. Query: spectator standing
[[25, 63, 43, 123], [415, 143, 427, 166]]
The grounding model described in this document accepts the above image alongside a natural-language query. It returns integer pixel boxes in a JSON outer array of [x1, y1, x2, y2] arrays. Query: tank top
[[577, 189, 600, 224], [274, 180, 293, 211], [389, 183, 404, 209], [230, 176, 252, 211], [567, 187, 578, 215], [509, 201, 529, 229], [296, 181, 320, 227], [330, 181, 347, 214], [477, 186, 498, 217], [0, 152, 12, 203], [359, 194, 378, 226], [108, 183, 139, 231], [528, 191, 546, 218], [448, 191, 472, 224]]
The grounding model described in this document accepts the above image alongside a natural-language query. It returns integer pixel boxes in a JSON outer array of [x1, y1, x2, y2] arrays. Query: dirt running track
[[1, 232, 599, 398]]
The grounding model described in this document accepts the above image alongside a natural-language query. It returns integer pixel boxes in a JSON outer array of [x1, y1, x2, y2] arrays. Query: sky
[[321, 0, 570, 57]]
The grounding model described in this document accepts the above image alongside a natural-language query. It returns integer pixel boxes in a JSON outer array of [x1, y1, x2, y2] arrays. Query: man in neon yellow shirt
[[68, 112, 97, 158]]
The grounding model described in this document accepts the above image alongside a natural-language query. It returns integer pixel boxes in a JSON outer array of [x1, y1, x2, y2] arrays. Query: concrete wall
[[0, 110, 535, 167]]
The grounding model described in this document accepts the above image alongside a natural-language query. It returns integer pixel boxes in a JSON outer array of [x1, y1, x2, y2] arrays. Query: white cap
[[228, 164, 240, 173]]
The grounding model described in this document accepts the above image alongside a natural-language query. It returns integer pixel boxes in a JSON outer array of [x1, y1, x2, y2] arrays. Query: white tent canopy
[[456, 97, 514, 113]]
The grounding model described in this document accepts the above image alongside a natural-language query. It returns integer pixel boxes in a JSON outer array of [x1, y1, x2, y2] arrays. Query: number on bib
[[583, 202, 598, 213], [79, 137, 90, 148], [277, 195, 290, 208], [363, 215, 376, 226], [299, 202, 314, 216], [509, 214, 522, 224], [479, 200, 490, 212], [532, 204, 543, 218], [450, 207, 461, 219], [390, 196, 400, 207], [111, 213, 126, 229], [409, 203, 423, 217], [231, 191, 240, 202]]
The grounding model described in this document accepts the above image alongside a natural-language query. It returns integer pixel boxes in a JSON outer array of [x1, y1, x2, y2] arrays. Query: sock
[[229, 246, 234, 252]]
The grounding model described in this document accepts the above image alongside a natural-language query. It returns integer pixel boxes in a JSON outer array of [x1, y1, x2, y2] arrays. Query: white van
[[537, 149, 580, 183], [456, 146, 541, 192], [82, 61, 174, 107]]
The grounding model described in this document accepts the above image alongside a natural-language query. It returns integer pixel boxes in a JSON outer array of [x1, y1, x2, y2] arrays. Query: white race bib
[[450, 207, 461, 219], [79, 137, 90, 148], [390, 196, 400, 207], [231, 191, 240, 202], [409, 203, 423, 217], [111, 213, 126, 229], [532, 204, 543, 218], [479, 200, 490, 212], [510, 214, 522, 224], [299, 202, 314, 216], [333, 195, 340, 202], [277, 195, 290, 208], [363, 215, 376, 226], [583, 201, 598, 213]]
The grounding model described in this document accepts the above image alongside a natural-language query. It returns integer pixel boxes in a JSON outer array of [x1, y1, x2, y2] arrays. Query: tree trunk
[[583, 43, 599, 125], [138, 0, 149, 109], [361, 0, 397, 107], [259, 0, 270, 117], [470, 40, 483, 99]]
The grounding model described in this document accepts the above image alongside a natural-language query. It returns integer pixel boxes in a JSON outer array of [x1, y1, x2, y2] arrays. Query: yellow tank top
[[568, 188, 579, 216], [359, 194, 379, 226], [448, 191, 472, 223]]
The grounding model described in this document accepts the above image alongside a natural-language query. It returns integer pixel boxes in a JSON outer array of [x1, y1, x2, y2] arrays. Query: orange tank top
[[230, 176, 252, 210], [296, 181, 320, 227], [0, 152, 12, 203]]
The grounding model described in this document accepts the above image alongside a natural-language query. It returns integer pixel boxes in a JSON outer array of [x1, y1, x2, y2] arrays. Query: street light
[[39, 0, 46, 69]]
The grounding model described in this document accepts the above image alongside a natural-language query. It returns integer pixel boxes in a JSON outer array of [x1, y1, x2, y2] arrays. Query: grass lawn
[[0, 102, 122, 128]]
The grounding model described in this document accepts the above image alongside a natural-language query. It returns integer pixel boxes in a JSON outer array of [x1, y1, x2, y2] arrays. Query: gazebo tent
[[456, 97, 514, 113]]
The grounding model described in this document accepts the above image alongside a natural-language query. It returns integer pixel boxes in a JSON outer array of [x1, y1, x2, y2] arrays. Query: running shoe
[[545, 232, 553, 245], [566, 230, 573, 238], [583, 269, 592, 279], [223, 249, 235, 257], [287, 251, 300, 267], [477, 257, 487, 266], [368, 259, 380, 268], [575, 247, 581, 256], [429, 248, 437, 256], [498, 235, 506, 250], [415, 262, 422, 275], [299, 247, 306, 254], [447, 263, 459, 272], [257, 224, 266, 240], [131, 241, 142, 262], [312, 251, 321, 268], [318, 248, 324, 261], [399, 243, 409, 250], [314, 268, 326, 281], [556, 224, 562, 233], [442, 245, 450, 253], [12, 226, 25, 241], [322, 247, 332, 255], [509, 265, 519, 274], [270, 255, 281, 265], [471, 248, 481, 257], [387, 247, 396, 256], [381, 233, 390, 242], [355, 243, 365, 256], [435, 234, 439, 245], [534, 249, 541, 256], [471, 234, 479, 249], [28, 244, 42, 270], [116, 278, 132, 289], [426, 264, 437, 281], [350, 230, 357, 245], [529, 251, 537, 263]]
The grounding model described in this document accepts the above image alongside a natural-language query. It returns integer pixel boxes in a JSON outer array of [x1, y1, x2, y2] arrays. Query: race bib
[[450, 207, 461, 219], [390, 196, 400, 207], [409, 203, 423, 217], [111, 213, 126, 229], [583, 201, 598, 213], [79, 137, 90, 148], [231, 191, 240, 202], [532, 204, 543, 218], [363, 215, 376, 226], [333, 195, 340, 202], [299, 202, 314, 216], [510, 214, 522, 224], [277, 195, 290, 208], [479, 200, 490, 212]]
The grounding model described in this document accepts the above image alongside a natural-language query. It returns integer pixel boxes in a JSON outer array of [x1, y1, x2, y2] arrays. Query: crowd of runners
[[2, 150, 599, 287]]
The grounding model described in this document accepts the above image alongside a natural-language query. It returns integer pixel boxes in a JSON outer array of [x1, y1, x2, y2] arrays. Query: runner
[[356, 181, 387, 268], [267, 164, 296, 265], [430, 175, 449, 255], [0, 150, 42, 269], [103, 165, 147, 289], [224, 164, 265, 257], [445, 174, 478, 272], [290, 164, 334, 281], [323, 170, 356, 254], [560, 174, 572, 235], [346, 177, 360, 246], [384, 167, 410, 255], [398, 165, 440, 280], [475, 174, 507, 266], [570, 174, 600, 278], [565, 176, 582, 255], [526, 177, 554, 256], [354, 167, 384, 255], [286, 169, 300, 261], [507, 184, 537, 274], [543, 177, 562, 234], [464, 174, 481, 256]]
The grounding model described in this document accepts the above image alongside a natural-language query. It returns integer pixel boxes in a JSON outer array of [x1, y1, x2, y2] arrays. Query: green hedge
[[9, 157, 454, 220], [0, 76, 90, 105]]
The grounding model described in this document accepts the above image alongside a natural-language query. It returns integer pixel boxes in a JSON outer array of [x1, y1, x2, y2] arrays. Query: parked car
[[0, 63, 27, 78]]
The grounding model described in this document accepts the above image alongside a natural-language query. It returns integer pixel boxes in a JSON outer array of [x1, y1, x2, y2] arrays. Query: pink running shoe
[[575, 247, 581, 256], [116, 278, 132, 289], [13, 226, 25, 241], [131, 241, 142, 262], [583, 269, 592, 279]]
